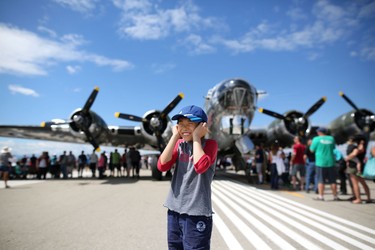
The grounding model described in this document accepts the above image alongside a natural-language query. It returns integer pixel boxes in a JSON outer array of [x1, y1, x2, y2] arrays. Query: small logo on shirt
[[196, 221, 206, 232]]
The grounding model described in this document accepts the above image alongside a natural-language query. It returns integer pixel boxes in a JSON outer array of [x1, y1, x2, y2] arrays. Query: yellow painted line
[[281, 191, 305, 198]]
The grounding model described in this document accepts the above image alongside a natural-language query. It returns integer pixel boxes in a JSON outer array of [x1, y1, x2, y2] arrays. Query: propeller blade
[[82, 87, 99, 113], [339, 91, 367, 117], [155, 130, 166, 152], [41, 121, 54, 127], [339, 91, 360, 111], [114, 112, 145, 122], [160, 93, 185, 118], [83, 129, 100, 152], [258, 108, 285, 120], [304, 97, 327, 119]]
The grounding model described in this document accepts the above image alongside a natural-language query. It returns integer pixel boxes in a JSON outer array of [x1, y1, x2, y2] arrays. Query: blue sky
[[1, 0, 375, 157]]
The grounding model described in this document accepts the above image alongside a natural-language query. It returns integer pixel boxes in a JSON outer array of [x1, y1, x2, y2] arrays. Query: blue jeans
[[61, 164, 67, 179], [270, 163, 279, 189], [167, 210, 212, 250], [305, 162, 317, 191]]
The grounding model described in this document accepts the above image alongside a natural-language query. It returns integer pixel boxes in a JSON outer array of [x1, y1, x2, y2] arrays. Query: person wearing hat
[[158, 105, 218, 249], [309, 127, 339, 201], [0, 146, 13, 188]]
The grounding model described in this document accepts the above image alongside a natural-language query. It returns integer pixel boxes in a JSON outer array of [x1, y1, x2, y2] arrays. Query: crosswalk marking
[[213, 183, 324, 250], [213, 193, 272, 249], [213, 190, 299, 250], [212, 211, 244, 250], [212, 180, 375, 250], [221, 181, 370, 249], [226, 180, 375, 245]]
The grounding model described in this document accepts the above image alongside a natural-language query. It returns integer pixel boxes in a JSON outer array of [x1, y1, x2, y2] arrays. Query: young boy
[[158, 105, 218, 250]]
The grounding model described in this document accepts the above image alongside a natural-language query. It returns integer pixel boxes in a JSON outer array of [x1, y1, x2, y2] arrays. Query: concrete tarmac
[[0, 169, 374, 249], [0, 170, 169, 250]]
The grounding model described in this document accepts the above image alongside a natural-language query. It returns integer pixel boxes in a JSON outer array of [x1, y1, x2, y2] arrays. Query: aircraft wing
[[0, 124, 157, 149], [0, 125, 82, 143], [0, 87, 184, 154]]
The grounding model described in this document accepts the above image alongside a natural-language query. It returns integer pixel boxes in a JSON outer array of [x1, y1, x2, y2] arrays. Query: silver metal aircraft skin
[[0, 79, 374, 179]]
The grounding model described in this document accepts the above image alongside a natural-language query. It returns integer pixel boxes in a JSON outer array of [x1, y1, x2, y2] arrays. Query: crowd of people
[[1, 128, 374, 205], [0, 146, 157, 187], [244, 128, 373, 204]]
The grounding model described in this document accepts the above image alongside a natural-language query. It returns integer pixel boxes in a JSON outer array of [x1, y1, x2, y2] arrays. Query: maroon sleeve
[[157, 139, 181, 172], [194, 139, 218, 174]]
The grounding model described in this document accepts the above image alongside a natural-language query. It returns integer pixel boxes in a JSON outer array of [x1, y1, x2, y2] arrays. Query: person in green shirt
[[111, 149, 122, 177], [309, 127, 339, 201]]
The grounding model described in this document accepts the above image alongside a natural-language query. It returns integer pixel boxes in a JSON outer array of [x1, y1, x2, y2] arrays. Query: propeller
[[258, 97, 327, 137], [42, 87, 101, 151], [115, 93, 184, 152], [339, 91, 375, 136], [70, 87, 101, 151]]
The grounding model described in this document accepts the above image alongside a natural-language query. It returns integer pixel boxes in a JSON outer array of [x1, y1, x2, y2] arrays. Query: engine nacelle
[[265, 110, 311, 146], [139, 110, 173, 147], [329, 109, 375, 145], [68, 109, 110, 144]]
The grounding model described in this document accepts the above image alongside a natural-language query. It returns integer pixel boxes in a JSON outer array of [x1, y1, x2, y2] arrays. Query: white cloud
[[112, 0, 375, 60], [286, 7, 307, 21], [83, 54, 133, 72], [66, 65, 81, 74], [182, 34, 216, 55], [0, 23, 134, 76], [216, 0, 374, 60], [37, 26, 57, 38], [113, 0, 152, 12], [115, 0, 218, 40], [151, 63, 176, 74], [358, 1, 375, 18], [358, 46, 375, 61], [53, 0, 98, 13], [306, 52, 321, 61], [8, 85, 40, 97], [61, 33, 88, 47]]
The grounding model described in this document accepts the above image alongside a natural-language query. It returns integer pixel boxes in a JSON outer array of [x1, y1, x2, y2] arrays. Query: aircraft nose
[[220, 115, 250, 135], [228, 79, 252, 89]]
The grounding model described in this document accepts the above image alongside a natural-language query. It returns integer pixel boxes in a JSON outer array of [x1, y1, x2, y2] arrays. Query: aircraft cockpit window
[[220, 88, 251, 109]]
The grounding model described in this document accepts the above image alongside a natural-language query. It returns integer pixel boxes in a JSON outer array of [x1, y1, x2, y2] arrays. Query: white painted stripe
[[222, 180, 375, 246], [213, 211, 244, 250], [224, 179, 375, 235], [213, 183, 322, 250], [227, 182, 375, 250], [213, 185, 299, 250], [240, 185, 375, 245], [215, 181, 350, 250], [212, 193, 272, 250]]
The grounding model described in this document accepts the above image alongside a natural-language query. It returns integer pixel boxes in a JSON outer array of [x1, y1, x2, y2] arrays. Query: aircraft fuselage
[[204, 79, 257, 152]]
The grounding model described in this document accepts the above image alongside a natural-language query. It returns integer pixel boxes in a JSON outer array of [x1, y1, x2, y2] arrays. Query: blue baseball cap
[[171, 105, 208, 123], [316, 127, 328, 134]]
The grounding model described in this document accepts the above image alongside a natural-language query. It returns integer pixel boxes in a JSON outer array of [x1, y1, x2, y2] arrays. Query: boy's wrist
[[171, 133, 180, 140]]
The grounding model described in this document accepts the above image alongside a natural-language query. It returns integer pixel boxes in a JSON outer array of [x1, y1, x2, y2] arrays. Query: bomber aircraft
[[0, 79, 374, 179]]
